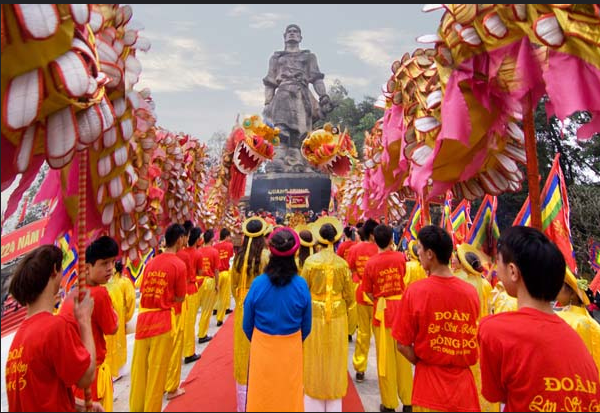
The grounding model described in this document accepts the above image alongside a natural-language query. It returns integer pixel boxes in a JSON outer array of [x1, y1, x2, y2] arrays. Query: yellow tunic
[[404, 260, 427, 287], [490, 282, 517, 314], [231, 248, 270, 385], [104, 273, 136, 378], [301, 249, 355, 399], [556, 305, 600, 377]]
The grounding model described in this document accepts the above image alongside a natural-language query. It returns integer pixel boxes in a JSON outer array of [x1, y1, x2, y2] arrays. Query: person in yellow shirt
[[104, 260, 136, 381], [294, 224, 316, 274], [404, 240, 427, 287], [302, 217, 355, 412], [231, 217, 270, 412], [454, 243, 498, 412], [555, 268, 600, 375]]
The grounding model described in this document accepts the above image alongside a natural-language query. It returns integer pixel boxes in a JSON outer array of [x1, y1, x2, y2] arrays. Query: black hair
[[464, 251, 483, 272], [203, 229, 214, 244], [298, 230, 314, 268], [357, 227, 366, 241], [219, 228, 231, 241], [498, 226, 566, 301], [165, 223, 185, 248], [265, 229, 298, 286], [318, 223, 337, 246], [362, 218, 378, 239], [183, 220, 194, 236], [343, 226, 354, 240], [234, 219, 267, 277], [86, 236, 119, 265], [114, 260, 124, 274], [9, 245, 63, 306], [417, 225, 453, 265], [373, 224, 393, 249], [188, 227, 202, 247]]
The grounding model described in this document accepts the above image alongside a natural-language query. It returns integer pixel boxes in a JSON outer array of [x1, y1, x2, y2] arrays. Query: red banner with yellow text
[[1, 218, 50, 264]]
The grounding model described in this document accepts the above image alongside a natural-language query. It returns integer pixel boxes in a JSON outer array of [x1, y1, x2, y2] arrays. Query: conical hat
[[408, 240, 419, 260], [294, 224, 316, 247], [457, 243, 488, 275], [564, 267, 590, 306], [242, 217, 267, 238], [314, 216, 343, 244]]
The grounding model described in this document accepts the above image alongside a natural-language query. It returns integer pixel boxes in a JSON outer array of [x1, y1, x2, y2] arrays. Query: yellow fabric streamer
[[374, 295, 402, 377]]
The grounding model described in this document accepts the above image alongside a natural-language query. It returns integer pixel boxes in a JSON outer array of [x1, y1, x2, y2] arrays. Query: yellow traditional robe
[[556, 305, 600, 377], [301, 248, 355, 399]]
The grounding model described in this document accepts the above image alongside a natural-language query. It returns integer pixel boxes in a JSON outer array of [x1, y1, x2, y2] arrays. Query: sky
[[129, 4, 444, 140]]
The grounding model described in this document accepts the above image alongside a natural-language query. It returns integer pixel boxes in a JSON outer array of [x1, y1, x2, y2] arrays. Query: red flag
[[540, 154, 577, 273]]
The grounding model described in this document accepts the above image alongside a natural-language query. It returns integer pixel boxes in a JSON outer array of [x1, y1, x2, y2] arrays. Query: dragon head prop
[[301, 123, 357, 176], [228, 115, 280, 175]]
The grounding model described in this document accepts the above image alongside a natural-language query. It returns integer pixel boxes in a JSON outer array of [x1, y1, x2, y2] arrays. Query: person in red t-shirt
[[129, 223, 187, 412], [363, 224, 412, 412], [336, 226, 357, 262], [178, 226, 202, 364], [392, 225, 481, 412], [213, 228, 235, 326], [60, 236, 119, 412], [478, 226, 600, 412], [6, 245, 99, 412], [346, 218, 379, 382], [196, 229, 220, 343]]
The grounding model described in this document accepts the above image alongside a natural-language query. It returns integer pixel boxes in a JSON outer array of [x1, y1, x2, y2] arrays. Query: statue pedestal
[[249, 172, 331, 215]]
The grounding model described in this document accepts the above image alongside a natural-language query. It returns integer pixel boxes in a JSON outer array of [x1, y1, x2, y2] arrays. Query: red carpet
[[165, 311, 364, 412]]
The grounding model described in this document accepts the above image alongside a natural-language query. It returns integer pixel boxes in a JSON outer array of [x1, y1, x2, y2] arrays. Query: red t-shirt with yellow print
[[362, 250, 406, 327], [6, 312, 90, 412], [214, 241, 234, 271], [478, 307, 600, 412], [196, 246, 220, 278], [346, 241, 378, 305], [392, 275, 481, 411], [136, 252, 186, 339], [177, 247, 199, 295]]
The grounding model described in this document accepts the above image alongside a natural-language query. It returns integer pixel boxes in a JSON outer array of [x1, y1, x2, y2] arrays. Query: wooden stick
[[523, 94, 542, 230]]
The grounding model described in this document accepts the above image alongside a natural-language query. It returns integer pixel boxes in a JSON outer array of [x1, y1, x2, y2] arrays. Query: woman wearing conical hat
[[230, 217, 270, 412], [301, 217, 355, 412], [454, 243, 498, 412], [454, 243, 493, 319], [294, 224, 317, 274], [555, 268, 600, 375]]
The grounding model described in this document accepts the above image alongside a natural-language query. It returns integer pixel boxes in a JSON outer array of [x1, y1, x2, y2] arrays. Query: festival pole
[[77, 149, 93, 411], [523, 94, 542, 230]]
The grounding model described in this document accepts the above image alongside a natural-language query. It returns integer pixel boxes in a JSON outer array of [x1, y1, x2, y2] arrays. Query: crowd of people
[[4, 211, 600, 412]]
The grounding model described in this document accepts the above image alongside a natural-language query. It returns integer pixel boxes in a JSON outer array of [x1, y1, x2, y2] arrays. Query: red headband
[[268, 227, 300, 257]]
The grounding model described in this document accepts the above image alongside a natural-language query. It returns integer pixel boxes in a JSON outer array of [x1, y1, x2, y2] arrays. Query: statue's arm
[[307, 53, 332, 112], [263, 54, 279, 105]]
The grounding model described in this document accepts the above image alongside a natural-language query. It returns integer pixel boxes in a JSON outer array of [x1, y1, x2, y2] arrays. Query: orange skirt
[[246, 328, 304, 412]]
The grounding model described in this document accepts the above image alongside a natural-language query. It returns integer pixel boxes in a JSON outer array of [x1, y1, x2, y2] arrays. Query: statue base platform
[[249, 172, 331, 215]]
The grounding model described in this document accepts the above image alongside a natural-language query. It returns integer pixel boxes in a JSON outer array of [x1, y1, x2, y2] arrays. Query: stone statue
[[262, 24, 334, 173]]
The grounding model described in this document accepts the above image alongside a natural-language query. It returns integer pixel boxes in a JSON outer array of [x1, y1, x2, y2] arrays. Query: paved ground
[[1, 297, 393, 412]]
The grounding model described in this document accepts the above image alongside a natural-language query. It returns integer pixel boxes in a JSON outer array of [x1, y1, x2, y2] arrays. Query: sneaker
[[225, 308, 233, 314], [380, 404, 395, 412], [355, 371, 365, 382], [184, 354, 201, 364], [216, 321, 223, 327], [401, 406, 412, 413], [198, 335, 213, 344], [348, 334, 353, 342]]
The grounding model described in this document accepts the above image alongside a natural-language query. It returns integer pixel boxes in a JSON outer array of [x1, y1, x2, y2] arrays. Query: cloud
[[229, 4, 250, 16], [227, 5, 287, 29], [235, 87, 264, 107], [135, 35, 232, 92], [337, 28, 413, 67], [324, 74, 370, 89]]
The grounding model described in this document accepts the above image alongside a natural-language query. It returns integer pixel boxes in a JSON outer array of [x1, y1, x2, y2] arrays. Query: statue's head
[[284, 24, 302, 44]]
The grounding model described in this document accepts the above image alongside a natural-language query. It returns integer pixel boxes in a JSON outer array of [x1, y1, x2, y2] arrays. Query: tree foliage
[[315, 79, 383, 157]]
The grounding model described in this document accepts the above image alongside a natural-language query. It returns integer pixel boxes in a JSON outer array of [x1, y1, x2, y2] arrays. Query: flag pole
[[77, 150, 93, 411], [523, 93, 542, 230]]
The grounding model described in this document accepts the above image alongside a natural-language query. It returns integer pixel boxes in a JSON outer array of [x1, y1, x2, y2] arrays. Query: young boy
[[60, 236, 119, 411], [478, 226, 600, 411], [392, 226, 481, 412], [6, 245, 98, 412]]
